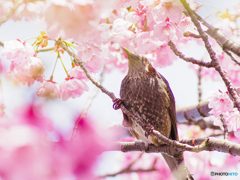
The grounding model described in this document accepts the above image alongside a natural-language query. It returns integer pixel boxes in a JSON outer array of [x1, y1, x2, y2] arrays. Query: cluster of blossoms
[[2, 40, 89, 101], [2, 40, 45, 86], [205, 90, 240, 132]]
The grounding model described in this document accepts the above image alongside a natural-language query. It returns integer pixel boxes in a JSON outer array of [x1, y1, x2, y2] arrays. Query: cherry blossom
[[206, 111, 240, 132], [44, 0, 114, 41], [154, 44, 177, 68], [208, 90, 233, 117], [113, 0, 138, 11], [2, 40, 45, 86], [110, 18, 136, 50], [2, 40, 35, 61], [152, 0, 184, 24], [59, 77, 89, 101], [204, 90, 240, 132], [68, 65, 88, 80], [77, 42, 104, 73], [153, 18, 181, 42], [135, 31, 159, 54], [104, 49, 128, 73], [9, 56, 45, 86], [225, 110, 240, 132], [37, 80, 60, 99], [13, 1, 46, 21]]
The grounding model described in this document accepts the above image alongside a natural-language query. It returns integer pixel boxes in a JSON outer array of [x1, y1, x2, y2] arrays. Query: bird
[[114, 47, 193, 180]]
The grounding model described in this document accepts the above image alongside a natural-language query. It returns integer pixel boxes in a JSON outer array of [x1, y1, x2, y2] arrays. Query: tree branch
[[176, 101, 210, 123], [220, 114, 228, 140], [168, 41, 214, 67], [114, 137, 240, 157]]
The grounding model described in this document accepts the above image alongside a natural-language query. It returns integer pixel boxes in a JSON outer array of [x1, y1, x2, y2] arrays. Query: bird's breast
[[120, 74, 172, 145]]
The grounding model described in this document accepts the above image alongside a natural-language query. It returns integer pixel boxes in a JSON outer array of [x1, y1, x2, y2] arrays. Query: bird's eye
[[143, 58, 148, 63]]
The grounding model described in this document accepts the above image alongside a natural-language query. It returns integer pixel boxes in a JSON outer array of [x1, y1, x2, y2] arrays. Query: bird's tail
[[162, 153, 194, 180]]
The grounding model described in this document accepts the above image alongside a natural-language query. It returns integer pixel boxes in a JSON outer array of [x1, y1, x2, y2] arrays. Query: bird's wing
[[158, 73, 179, 141]]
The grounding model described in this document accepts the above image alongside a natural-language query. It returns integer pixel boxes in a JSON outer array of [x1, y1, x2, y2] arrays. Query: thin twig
[[97, 153, 158, 178], [0, 0, 21, 26], [183, 32, 201, 39], [71, 67, 106, 140], [98, 167, 157, 178], [223, 49, 240, 66], [168, 41, 213, 67], [36, 47, 54, 53], [198, 66, 202, 103], [220, 114, 228, 140]]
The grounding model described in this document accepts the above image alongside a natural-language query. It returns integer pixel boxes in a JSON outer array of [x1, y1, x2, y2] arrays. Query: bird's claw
[[113, 98, 123, 110], [143, 124, 154, 138]]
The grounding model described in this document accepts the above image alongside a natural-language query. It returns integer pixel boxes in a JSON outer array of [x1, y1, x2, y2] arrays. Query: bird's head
[[123, 47, 156, 76]]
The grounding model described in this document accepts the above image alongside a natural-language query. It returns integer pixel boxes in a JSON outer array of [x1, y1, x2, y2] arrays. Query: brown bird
[[115, 48, 193, 180]]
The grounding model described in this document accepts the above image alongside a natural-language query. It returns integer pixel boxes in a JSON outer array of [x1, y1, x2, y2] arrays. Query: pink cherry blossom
[[13, 1, 46, 21], [9, 56, 45, 86], [85, 55, 104, 73], [113, 0, 138, 11], [2, 40, 45, 86], [37, 80, 60, 99], [2, 40, 35, 61], [0, 0, 12, 18], [77, 42, 102, 62], [153, 18, 181, 42], [77, 42, 104, 73], [44, 0, 114, 41], [206, 110, 240, 132], [208, 90, 233, 117], [152, 0, 184, 24], [125, 2, 151, 31], [135, 31, 159, 54], [105, 48, 128, 73], [153, 44, 177, 68], [59, 77, 89, 101], [225, 110, 240, 132], [68, 65, 88, 80], [110, 18, 136, 50]]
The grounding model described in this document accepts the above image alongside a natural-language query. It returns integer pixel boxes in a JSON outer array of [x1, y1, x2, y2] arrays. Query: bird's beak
[[122, 47, 138, 62]]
